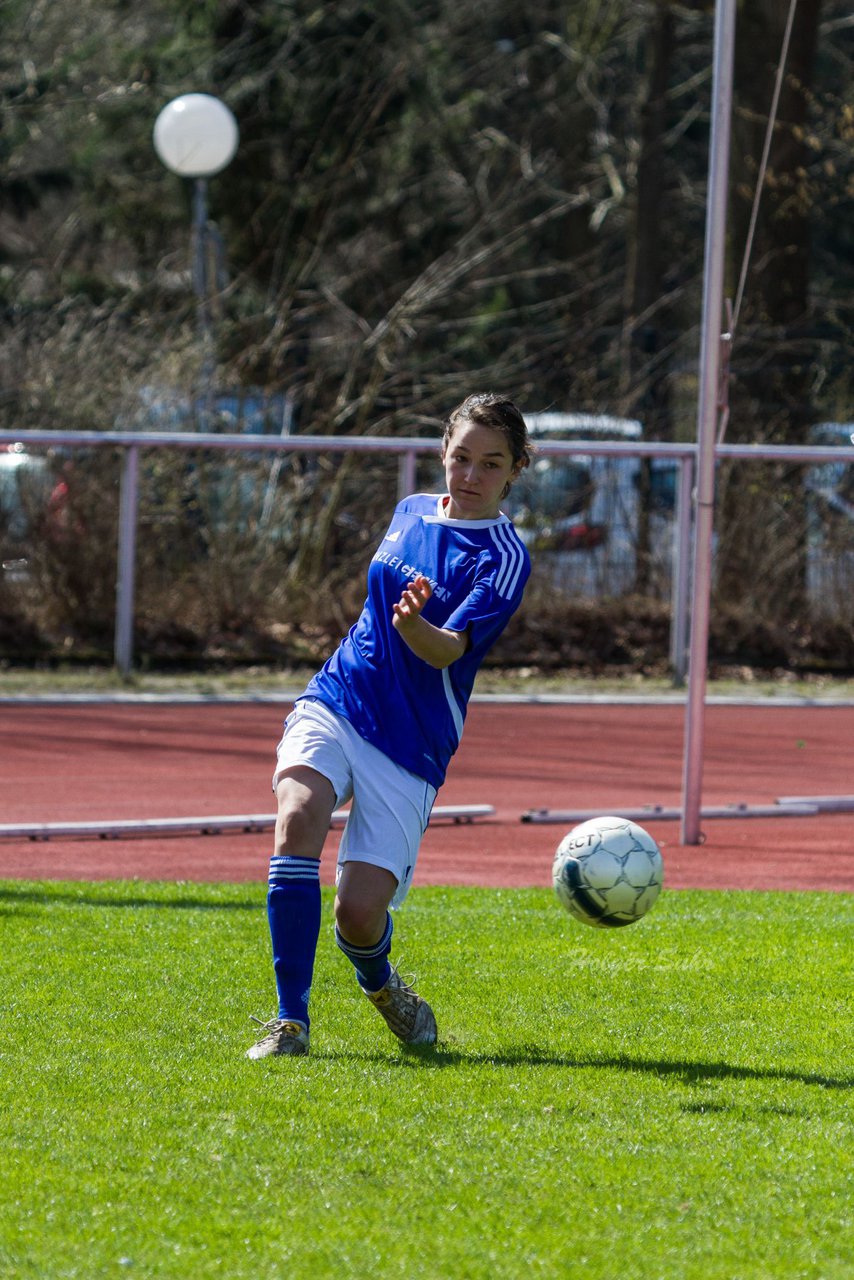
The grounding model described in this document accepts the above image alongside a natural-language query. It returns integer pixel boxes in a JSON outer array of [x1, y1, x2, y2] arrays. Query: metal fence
[[1, 428, 852, 679]]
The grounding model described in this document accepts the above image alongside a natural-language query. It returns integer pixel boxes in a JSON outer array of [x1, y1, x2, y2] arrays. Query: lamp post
[[153, 93, 239, 416], [111, 94, 240, 675]]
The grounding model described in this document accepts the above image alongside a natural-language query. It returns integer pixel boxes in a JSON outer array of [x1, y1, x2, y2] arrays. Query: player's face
[[442, 423, 519, 521]]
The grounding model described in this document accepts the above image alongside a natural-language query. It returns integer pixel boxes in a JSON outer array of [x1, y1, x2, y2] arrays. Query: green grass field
[[0, 880, 851, 1280]]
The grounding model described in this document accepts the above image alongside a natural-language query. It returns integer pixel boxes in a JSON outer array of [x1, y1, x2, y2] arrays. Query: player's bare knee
[[274, 769, 334, 858], [333, 894, 384, 948], [274, 799, 326, 858], [274, 806, 323, 858]]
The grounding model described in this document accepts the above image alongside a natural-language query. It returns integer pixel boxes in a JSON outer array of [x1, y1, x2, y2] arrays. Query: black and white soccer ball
[[552, 816, 664, 928]]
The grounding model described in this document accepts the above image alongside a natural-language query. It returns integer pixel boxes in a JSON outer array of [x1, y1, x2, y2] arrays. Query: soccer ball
[[552, 816, 664, 928]]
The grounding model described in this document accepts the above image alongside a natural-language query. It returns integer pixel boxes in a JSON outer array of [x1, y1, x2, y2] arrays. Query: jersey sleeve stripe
[[442, 666, 465, 745], [491, 522, 526, 598]]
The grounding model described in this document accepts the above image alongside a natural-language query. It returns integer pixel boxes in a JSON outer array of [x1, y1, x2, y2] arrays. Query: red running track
[[1, 700, 852, 892]]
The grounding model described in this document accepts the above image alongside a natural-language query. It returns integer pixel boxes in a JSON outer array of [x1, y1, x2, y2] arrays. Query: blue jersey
[[301, 493, 531, 788]]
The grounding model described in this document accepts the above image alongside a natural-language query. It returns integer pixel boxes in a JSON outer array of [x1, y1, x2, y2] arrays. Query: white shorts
[[273, 698, 437, 908]]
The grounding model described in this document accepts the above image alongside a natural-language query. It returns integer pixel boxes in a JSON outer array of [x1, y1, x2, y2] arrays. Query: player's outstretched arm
[[391, 574, 468, 669]]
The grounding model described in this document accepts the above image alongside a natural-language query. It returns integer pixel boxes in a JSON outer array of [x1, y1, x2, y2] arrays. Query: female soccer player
[[247, 393, 533, 1058]]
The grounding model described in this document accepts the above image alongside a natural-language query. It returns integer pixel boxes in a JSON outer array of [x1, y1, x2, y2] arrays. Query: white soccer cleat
[[246, 1017, 309, 1059], [363, 965, 437, 1045]]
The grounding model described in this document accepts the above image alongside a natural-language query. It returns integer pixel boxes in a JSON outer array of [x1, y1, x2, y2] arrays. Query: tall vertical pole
[[669, 454, 694, 686], [681, 0, 736, 844], [192, 178, 211, 337], [114, 444, 140, 677], [192, 176, 215, 428], [398, 449, 418, 502]]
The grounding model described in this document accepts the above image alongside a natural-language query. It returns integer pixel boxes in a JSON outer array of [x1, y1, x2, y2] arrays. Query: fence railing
[[2, 429, 852, 680]]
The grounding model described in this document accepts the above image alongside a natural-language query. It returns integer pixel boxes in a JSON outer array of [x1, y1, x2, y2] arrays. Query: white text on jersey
[[372, 550, 450, 601]]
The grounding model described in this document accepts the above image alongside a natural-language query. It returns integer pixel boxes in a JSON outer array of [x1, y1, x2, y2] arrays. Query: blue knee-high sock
[[267, 855, 321, 1030], [335, 913, 393, 993]]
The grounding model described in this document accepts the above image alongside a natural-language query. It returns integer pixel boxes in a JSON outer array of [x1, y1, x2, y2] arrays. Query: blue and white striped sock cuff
[[268, 855, 321, 889], [334, 912, 393, 962]]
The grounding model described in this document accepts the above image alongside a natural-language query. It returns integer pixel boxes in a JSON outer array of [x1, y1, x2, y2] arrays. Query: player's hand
[[391, 574, 465, 667], [392, 574, 433, 628]]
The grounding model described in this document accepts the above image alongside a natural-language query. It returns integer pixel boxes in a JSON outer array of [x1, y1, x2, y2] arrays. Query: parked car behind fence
[[505, 413, 644, 596]]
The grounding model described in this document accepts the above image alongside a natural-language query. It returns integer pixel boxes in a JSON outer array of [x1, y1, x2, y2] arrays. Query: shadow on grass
[[320, 1041, 852, 1091], [0, 885, 259, 912]]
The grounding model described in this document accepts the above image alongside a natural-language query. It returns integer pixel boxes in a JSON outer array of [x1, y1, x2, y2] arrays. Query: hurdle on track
[[520, 801, 827, 824], [776, 795, 854, 812], [0, 805, 495, 842]]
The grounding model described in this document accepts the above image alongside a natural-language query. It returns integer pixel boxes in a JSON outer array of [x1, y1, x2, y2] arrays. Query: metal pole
[[681, 0, 737, 844], [398, 449, 418, 501], [192, 176, 215, 428], [192, 177, 210, 338], [114, 445, 140, 676], [669, 453, 694, 685]]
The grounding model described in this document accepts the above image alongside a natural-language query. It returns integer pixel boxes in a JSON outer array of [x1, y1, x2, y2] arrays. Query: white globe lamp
[[152, 94, 239, 425], [153, 93, 238, 179]]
